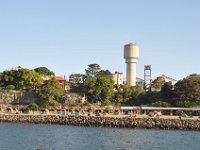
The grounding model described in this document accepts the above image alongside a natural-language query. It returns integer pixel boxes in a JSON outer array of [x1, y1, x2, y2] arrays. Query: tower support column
[[126, 62, 136, 86]]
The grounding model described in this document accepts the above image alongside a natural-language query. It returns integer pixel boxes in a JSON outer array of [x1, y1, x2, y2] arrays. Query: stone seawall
[[0, 114, 199, 131]]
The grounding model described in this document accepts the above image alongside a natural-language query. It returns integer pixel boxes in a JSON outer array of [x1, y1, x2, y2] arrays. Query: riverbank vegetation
[[0, 65, 200, 109]]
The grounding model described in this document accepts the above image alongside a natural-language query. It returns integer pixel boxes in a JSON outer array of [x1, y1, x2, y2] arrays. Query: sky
[[0, 0, 200, 80]]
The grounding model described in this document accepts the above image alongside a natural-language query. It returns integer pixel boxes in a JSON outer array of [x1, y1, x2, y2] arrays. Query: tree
[[83, 63, 114, 105], [38, 79, 64, 108], [139, 91, 160, 105], [6, 85, 15, 90], [0, 68, 43, 90], [98, 70, 111, 76], [176, 101, 200, 107], [174, 76, 200, 102], [113, 84, 124, 105], [160, 82, 174, 99], [152, 76, 165, 91], [84, 75, 114, 105], [20, 69, 43, 90], [69, 74, 85, 93], [121, 85, 144, 105], [85, 64, 101, 77], [95, 75, 114, 105], [83, 76, 97, 102], [69, 73, 85, 83], [27, 103, 39, 111], [113, 92, 123, 106], [34, 67, 55, 76], [152, 101, 170, 107], [0, 69, 16, 89]]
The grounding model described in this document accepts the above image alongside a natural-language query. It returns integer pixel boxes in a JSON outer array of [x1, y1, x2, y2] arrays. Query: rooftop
[[54, 76, 65, 81]]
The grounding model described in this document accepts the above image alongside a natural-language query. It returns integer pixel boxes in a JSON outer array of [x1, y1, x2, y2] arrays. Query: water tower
[[124, 43, 139, 86]]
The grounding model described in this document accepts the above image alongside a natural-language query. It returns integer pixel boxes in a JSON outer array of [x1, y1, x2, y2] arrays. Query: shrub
[[27, 103, 39, 111], [6, 85, 15, 90], [176, 101, 200, 107], [152, 100, 171, 107]]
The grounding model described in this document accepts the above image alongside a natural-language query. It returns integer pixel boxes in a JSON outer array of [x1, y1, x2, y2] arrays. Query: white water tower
[[124, 43, 139, 86]]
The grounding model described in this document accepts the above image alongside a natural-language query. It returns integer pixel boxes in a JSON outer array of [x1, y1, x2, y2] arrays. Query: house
[[53, 76, 69, 91], [161, 74, 177, 85], [136, 77, 145, 87], [54, 76, 65, 83]]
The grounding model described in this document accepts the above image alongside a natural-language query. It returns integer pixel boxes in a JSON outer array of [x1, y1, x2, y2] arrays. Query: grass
[[106, 114, 200, 120]]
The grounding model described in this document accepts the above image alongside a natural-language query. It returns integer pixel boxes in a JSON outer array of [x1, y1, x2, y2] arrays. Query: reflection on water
[[0, 123, 199, 150]]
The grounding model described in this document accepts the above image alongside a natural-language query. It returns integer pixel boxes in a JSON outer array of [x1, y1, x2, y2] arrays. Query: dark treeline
[[70, 64, 200, 108], [0, 65, 200, 110], [0, 66, 64, 110]]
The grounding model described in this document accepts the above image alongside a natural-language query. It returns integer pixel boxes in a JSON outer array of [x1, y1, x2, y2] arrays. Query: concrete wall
[[0, 91, 38, 109]]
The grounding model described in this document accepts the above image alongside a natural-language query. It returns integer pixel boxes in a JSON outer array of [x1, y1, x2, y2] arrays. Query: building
[[110, 72, 123, 85], [54, 76, 65, 83], [161, 74, 177, 85], [136, 77, 145, 87], [120, 76, 144, 87], [53, 76, 69, 91]]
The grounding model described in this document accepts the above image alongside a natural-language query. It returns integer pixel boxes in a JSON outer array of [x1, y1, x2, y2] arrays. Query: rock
[[0, 114, 199, 131]]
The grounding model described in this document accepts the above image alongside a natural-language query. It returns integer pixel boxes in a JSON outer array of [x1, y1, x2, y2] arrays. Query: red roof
[[54, 76, 64, 81]]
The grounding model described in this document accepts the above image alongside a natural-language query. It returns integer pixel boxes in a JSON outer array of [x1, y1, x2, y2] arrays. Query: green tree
[[0, 69, 16, 89], [0, 68, 43, 90], [139, 91, 160, 105], [83, 63, 115, 105], [113, 84, 124, 105], [85, 64, 101, 77], [121, 85, 144, 105], [69, 73, 85, 83], [160, 82, 174, 99], [96, 75, 114, 105], [34, 67, 55, 76], [38, 79, 64, 108], [152, 101, 170, 107], [27, 103, 39, 111], [83, 76, 97, 102], [20, 69, 43, 90], [69, 74, 85, 93], [152, 76, 165, 91], [98, 70, 111, 76], [84, 75, 114, 105], [174, 76, 200, 105], [176, 101, 200, 107], [113, 92, 123, 106], [6, 85, 15, 90]]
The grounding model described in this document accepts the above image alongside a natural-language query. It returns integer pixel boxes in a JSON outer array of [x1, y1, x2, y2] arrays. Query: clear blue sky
[[0, 0, 200, 80]]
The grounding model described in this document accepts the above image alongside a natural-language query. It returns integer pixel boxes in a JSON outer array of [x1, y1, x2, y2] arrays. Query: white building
[[136, 77, 145, 87], [161, 74, 177, 85], [110, 72, 123, 85], [121, 77, 144, 87]]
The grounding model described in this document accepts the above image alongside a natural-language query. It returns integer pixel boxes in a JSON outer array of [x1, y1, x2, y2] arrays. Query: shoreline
[[0, 114, 199, 131]]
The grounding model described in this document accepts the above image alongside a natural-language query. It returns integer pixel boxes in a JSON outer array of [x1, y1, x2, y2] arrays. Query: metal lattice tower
[[144, 65, 152, 91]]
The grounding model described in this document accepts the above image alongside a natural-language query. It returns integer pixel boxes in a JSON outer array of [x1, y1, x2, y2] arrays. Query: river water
[[0, 123, 199, 150]]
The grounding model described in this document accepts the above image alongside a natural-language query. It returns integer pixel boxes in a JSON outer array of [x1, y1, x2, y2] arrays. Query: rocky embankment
[[0, 91, 38, 105], [0, 114, 199, 131]]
